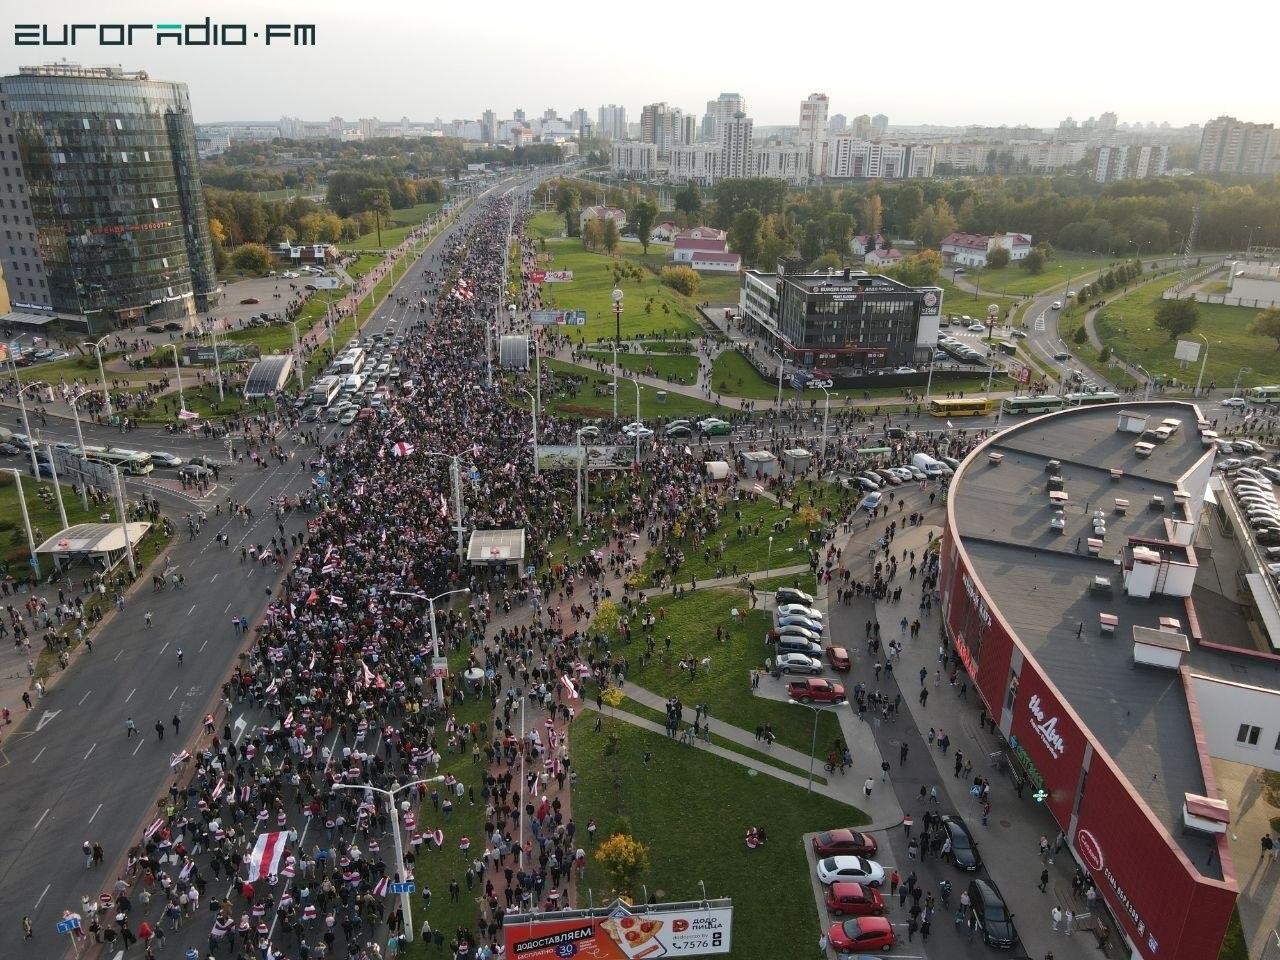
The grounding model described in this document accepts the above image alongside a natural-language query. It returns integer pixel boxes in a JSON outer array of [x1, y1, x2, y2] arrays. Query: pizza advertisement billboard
[[505, 902, 732, 958]]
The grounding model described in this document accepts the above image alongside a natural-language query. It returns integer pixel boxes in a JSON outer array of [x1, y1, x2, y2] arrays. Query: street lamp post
[[1194, 334, 1211, 397], [167, 344, 187, 414], [788, 698, 837, 793], [628, 376, 642, 463], [923, 360, 936, 403], [2, 468, 36, 572], [575, 427, 590, 527], [817, 385, 831, 459], [88, 334, 113, 418], [766, 535, 774, 580], [1233, 367, 1252, 399], [391, 588, 470, 704], [331, 776, 445, 943], [611, 288, 624, 420], [423, 452, 466, 562], [286, 319, 307, 390], [519, 388, 539, 477], [8, 371, 42, 478], [207, 327, 225, 403], [67, 391, 93, 511]]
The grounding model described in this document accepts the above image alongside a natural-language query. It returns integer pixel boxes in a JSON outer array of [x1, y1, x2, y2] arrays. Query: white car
[[622, 423, 654, 440], [894, 366, 917, 375], [1051, 301, 1063, 310], [1217, 458, 1244, 472], [816, 856, 887, 887], [777, 603, 824, 621], [149, 452, 184, 468], [889, 467, 914, 482], [967, 323, 986, 332], [1223, 397, 1248, 407], [339, 409, 359, 425], [777, 652, 823, 675]]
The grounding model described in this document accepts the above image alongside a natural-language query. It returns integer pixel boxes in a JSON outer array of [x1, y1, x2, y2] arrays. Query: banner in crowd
[[530, 309, 586, 326], [247, 831, 289, 881], [543, 270, 573, 283], [504, 901, 733, 958]]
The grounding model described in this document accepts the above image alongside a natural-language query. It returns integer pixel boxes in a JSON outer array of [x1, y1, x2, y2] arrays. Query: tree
[[891, 185, 925, 235], [985, 247, 1011, 269], [909, 199, 958, 250], [602, 218, 620, 256], [823, 212, 856, 254], [889, 250, 942, 288], [660, 266, 700, 297], [631, 199, 658, 254], [595, 833, 650, 898], [555, 184, 581, 237], [208, 217, 227, 247], [1153, 299, 1200, 340], [1248, 308, 1280, 350], [799, 221, 824, 263], [230, 243, 273, 274], [674, 183, 702, 224], [594, 599, 621, 637], [1022, 248, 1047, 275], [858, 194, 883, 239], [757, 221, 793, 272], [583, 219, 604, 251], [356, 188, 392, 246], [809, 252, 843, 272], [729, 208, 764, 268], [1073, 325, 1089, 345]]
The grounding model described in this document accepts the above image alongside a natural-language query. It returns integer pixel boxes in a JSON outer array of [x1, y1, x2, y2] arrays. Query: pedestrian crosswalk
[[1034, 311, 1047, 332]]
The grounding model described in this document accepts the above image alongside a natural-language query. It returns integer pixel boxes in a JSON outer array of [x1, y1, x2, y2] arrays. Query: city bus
[[928, 397, 994, 418], [1001, 395, 1068, 416], [80, 446, 154, 476], [331, 348, 366, 377], [309, 376, 342, 408], [1061, 391, 1121, 407], [1246, 386, 1280, 404], [996, 340, 1018, 356]]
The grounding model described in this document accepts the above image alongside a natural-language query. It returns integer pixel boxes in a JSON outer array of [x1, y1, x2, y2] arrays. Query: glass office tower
[[0, 64, 220, 329]]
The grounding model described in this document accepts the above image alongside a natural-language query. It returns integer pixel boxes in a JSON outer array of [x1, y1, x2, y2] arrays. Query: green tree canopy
[[1153, 299, 1200, 340]]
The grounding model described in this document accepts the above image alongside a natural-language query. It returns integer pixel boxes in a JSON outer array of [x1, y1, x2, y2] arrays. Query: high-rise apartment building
[[851, 114, 873, 139], [829, 114, 848, 135], [1198, 116, 1280, 175], [872, 114, 889, 137], [640, 102, 689, 155], [0, 64, 218, 328], [717, 113, 753, 180], [597, 104, 627, 141], [481, 109, 496, 143], [798, 93, 830, 178], [1096, 143, 1169, 183], [513, 108, 526, 122], [701, 93, 747, 143]]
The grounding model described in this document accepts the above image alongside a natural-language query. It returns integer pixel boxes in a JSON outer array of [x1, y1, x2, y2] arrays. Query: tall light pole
[[423, 451, 466, 562], [628, 376, 642, 463], [518, 388, 539, 477], [788, 698, 839, 793], [9, 370, 42, 478], [286, 319, 307, 390], [1193, 333, 1210, 397], [611, 287, 624, 420], [67, 391, 93, 510], [528, 334, 542, 418], [101, 462, 135, 577], [167, 344, 187, 414], [923, 359, 936, 403], [88, 334, 113, 418], [206, 327, 225, 403], [391, 588, 469, 704], [817, 384, 831, 459], [574, 426, 590, 527], [3, 468, 37, 573], [331, 776, 445, 942]]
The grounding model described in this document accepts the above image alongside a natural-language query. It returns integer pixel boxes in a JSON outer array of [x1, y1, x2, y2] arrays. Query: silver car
[[777, 653, 823, 675]]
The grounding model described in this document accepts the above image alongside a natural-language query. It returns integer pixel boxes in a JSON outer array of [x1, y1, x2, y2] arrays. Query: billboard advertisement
[[528, 270, 547, 284], [537, 444, 630, 470], [940, 539, 1014, 713], [544, 270, 574, 282], [1174, 340, 1201, 363], [530, 309, 586, 326], [1006, 659, 1087, 827], [183, 343, 261, 366], [505, 902, 732, 958]]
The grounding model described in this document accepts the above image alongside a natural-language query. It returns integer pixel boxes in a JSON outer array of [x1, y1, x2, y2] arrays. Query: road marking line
[[199, 638, 209, 652], [89, 802, 103, 823], [168, 684, 179, 700], [34, 882, 50, 909], [125, 687, 136, 702], [225, 600, 233, 612], [31, 746, 45, 764], [34, 808, 49, 830], [83, 742, 96, 760], [211, 573, 218, 582], [159, 641, 169, 655], [187, 604, 196, 616], [78, 690, 91, 705], [132, 739, 144, 756]]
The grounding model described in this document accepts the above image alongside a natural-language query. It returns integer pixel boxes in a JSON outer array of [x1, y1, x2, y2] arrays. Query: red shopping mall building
[[940, 401, 1254, 960]]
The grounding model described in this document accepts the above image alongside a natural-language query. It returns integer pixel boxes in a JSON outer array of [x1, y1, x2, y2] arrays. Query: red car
[[826, 646, 851, 671], [825, 882, 884, 917], [812, 829, 879, 858], [828, 916, 896, 952], [787, 678, 846, 704]]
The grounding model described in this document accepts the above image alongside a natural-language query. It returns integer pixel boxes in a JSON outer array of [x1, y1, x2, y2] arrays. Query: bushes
[[230, 243, 273, 274], [660, 266, 701, 297]]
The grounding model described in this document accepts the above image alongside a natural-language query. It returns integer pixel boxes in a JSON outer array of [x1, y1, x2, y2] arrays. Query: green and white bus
[[78, 446, 154, 476], [1001, 395, 1068, 415], [1246, 386, 1280, 404], [1061, 391, 1121, 407]]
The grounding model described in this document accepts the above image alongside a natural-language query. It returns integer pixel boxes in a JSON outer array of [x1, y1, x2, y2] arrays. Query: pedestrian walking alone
[[1038, 868, 1049, 892], [125, 717, 137, 738]]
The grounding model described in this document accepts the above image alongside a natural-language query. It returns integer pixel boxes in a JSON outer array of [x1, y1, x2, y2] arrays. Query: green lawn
[[965, 254, 1121, 298], [625, 588, 842, 754], [538, 359, 724, 420], [346, 251, 384, 282], [751, 572, 820, 595], [536, 238, 702, 342], [0, 472, 102, 574], [526, 211, 563, 240], [1092, 282, 1276, 390], [1217, 905, 1247, 960], [585, 350, 700, 385], [572, 720, 865, 960], [691, 271, 742, 304], [344, 200, 443, 251]]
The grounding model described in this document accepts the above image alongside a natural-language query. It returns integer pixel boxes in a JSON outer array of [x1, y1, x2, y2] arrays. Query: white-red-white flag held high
[[560, 674, 579, 700], [391, 441, 415, 458], [247, 831, 288, 882]]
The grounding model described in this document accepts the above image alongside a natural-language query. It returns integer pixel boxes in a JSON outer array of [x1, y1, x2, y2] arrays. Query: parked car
[[774, 636, 823, 659], [621, 422, 654, 440], [163, 322, 183, 331], [777, 653, 824, 675], [827, 916, 896, 953], [664, 423, 693, 439], [968, 878, 1019, 948], [816, 856, 886, 886], [812, 829, 878, 858], [775, 587, 815, 607], [187, 455, 228, 469], [825, 646, 850, 672], [860, 491, 883, 512], [941, 815, 982, 871], [145, 324, 165, 333], [825, 881, 884, 917], [149, 452, 184, 468], [777, 603, 823, 621], [0, 443, 18, 456], [775, 614, 824, 634], [967, 322, 986, 332], [698, 417, 732, 436], [787, 678, 846, 704]]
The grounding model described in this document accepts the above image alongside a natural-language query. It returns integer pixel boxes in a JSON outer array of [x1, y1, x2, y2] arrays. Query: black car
[[967, 878, 1018, 948], [178, 464, 211, 480], [0, 443, 18, 456], [163, 321, 183, 331], [145, 324, 165, 333], [941, 815, 982, 871]]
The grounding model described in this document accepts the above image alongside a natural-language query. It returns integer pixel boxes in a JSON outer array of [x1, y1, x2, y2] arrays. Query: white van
[[911, 453, 946, 479]]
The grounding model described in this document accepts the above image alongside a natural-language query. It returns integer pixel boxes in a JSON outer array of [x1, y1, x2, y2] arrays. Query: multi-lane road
[[0, 181, 506, 960]]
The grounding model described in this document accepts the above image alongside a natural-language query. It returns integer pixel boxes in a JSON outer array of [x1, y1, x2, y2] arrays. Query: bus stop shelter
[[467, 529, 526, 576], [35, 522, 150, 573]]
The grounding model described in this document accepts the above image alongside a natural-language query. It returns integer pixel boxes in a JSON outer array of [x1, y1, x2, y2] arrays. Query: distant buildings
[[940, 232, 1033, 268], [640, 102, 693, 154], [718, 114, 754, 180], [610, 141, 660, 177], [578, 206, 627, 233], [0, 63, 219, 330], [671, 228, 740, 273], [597, 104, 628, 141], [797, 93, 830, 175], [1095, 143, 1169, 183], [826, 137, 933, 179], [863, 248, 904, 268], [1198, 116, 1280, 175]]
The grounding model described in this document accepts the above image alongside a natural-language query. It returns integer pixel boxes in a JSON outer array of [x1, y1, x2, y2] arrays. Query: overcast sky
[[3, 0, 1273, 129]]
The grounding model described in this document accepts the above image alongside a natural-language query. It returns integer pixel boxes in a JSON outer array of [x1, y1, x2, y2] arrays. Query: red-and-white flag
[[372, 877, 389, 897], [560, 675, 579, 700], [170, 750, 191, 768], [391, 442, 415, 458], [246, 831, 288, 882], [144, 818, 164, 840]]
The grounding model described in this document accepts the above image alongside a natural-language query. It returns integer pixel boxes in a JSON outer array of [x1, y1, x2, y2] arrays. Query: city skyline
[[3, 0, 1276, 129]]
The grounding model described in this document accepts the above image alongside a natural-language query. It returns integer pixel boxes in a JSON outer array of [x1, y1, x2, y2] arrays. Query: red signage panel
[[1006, 663, 1086, 827], [940, 533, 1014, 712]]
